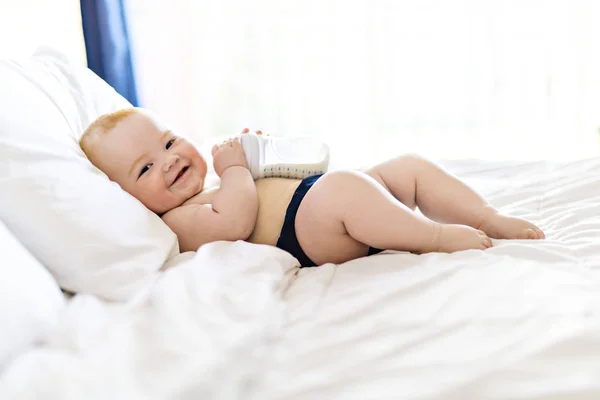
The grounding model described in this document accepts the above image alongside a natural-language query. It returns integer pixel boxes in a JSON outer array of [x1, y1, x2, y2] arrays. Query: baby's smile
[[170, 165, 190, 187], [81, 108, 208, 214]]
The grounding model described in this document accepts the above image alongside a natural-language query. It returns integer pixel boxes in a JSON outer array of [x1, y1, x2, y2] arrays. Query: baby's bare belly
[[247, 178, 302, 246]]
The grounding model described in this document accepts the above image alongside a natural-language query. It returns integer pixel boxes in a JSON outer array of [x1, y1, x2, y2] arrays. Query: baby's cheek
[[136, 185, 166, 213], [196, 154, 208, 175]]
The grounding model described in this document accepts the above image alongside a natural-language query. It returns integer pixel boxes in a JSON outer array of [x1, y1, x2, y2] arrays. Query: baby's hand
[[240, 127, 263, 135], [211, 137, 249, 177]]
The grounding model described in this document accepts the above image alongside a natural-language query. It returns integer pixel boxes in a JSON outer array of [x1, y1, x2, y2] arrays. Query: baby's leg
[[294, 171, 491, 266], [364, 154, 544, 240]]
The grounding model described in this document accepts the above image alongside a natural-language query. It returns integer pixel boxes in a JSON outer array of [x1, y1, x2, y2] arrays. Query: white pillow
[[0, 220, 65, 371], [0, 47, 179, 301]]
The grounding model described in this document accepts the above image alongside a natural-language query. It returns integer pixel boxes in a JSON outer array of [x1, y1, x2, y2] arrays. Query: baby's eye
[[166, 138, 176, 149], [138, 164, 152, 178]]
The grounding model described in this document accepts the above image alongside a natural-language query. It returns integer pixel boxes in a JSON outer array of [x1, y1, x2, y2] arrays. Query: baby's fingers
[[231, 137, 242, 147]]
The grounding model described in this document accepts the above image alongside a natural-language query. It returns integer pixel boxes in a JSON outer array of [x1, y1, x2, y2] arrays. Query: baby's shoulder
[[183, 186, 219, 207]]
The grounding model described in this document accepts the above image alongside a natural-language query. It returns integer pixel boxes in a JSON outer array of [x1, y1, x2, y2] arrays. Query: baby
[[80, 107, 544, 267]]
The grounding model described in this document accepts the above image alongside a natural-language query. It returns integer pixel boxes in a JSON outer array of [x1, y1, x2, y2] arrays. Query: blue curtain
[[80, 0, 139, 106]]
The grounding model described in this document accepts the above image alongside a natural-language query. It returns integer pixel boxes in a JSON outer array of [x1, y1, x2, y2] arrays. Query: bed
[[2, 152, 600, 399]]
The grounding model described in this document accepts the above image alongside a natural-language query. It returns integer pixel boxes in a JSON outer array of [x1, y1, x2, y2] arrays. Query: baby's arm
[[211, 165, 258, 238], [162, 139, 258, 252]]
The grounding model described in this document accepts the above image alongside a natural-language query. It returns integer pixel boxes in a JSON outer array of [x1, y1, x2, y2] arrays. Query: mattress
[[2, 157, 600, 400]]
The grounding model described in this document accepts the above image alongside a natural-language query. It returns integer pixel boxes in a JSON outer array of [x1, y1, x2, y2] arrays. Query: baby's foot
[[477, 207, 545, 240], [433, 224, 492, 253]]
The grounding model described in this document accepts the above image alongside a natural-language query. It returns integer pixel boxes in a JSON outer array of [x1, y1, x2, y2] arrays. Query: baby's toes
[[483, 237, 492, 248], [522, 228, 538, 239], [477, 230, 492, 248], [534, 227, 545, 239]]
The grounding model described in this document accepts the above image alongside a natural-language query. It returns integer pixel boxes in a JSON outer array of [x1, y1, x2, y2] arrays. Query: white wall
[[0, 0, 86, 64], [126, 0, 600, 164]]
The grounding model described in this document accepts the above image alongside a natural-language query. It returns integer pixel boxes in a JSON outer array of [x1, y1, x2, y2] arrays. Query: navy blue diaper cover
[[276, 174, 384, 268]]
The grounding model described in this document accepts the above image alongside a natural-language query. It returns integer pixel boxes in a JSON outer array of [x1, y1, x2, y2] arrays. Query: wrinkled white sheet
[[3, 158, 600, 400]]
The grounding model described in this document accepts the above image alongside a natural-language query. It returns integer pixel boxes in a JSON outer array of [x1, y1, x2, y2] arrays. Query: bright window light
[[127, 0, 600, 165]]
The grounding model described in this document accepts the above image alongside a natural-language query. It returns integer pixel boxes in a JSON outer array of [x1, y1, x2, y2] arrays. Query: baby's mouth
[[171, 166, 190, 186]]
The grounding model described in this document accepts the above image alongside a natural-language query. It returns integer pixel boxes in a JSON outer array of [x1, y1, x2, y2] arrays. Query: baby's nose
[[163, 154, 180, 172]]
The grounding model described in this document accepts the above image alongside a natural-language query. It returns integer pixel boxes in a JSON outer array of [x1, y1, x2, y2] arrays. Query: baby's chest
[[184, 187, 218, 206]]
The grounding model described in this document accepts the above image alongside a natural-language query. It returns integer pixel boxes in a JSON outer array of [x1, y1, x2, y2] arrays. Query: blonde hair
[[79, 107, 140, 162]]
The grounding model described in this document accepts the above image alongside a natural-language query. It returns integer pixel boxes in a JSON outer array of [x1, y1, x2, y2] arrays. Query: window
[[127, 0, 600, 165], [0, 0, 86, 65]]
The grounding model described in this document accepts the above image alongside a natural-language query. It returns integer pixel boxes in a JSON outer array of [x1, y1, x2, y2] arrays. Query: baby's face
[[90, 111, 207, 214]]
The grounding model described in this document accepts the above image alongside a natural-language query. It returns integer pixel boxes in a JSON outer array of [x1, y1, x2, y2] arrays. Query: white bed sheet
[[2, 158, 600, 400]]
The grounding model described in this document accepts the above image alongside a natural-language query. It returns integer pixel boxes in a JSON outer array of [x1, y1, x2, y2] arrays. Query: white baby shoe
[[240, 133, 330, 180]]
